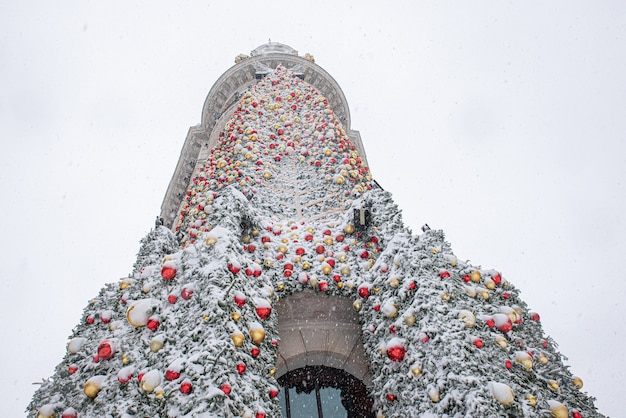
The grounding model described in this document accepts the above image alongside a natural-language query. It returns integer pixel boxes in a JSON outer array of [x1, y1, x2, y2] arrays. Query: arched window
[[278, 366, 374, 418]]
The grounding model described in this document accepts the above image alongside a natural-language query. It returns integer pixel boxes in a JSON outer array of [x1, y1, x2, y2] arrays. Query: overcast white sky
[[2, 1, 624, 416]]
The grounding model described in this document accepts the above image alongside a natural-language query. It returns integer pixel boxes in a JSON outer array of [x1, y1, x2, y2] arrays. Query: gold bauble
[[337, 282, 344, 289], [353, 300, 362, 311], [517, 358, 533, 371], [277, 244, 288, 253], [549, 401, 568, 418], [264, 258, 274, 268], [340, 266, 351, 276], [155, 387, 165, 398], [484, 279, 496, 290], [242, 235, 251, 244], [572, 376, 583, 389], [302, 261, 311, 270], [470, 270, 481, 283], [269, 368, 276, 376], [538, 354, 549, 365], [150, 338, 164, 353], [411, 364, 422, 377], [388, 277, 400, 288], [250, 329, 266, 344], [84, 381, 102, 398], [459, 310, 476, 327], [338, 253, 348, 262], [277, 282, 285, 292], [479, 289, 490, 300], [322, 265, 332, 275], [293, 255, 301, 263], [324, 237, 334, 245], [306, 226, 315, 233], [495, 336, 508, 349], [465, 287, 477, 298], [262, 171, 272, 180], [441, 292, 451, 301], [231, 312, 241, 322], [526, 394, 537, 407], [36, 407, 56, 418], [404, 315, 416, 326], [251, 229, 259, 237], [548, 380, 559, 391], [122, 354, 130, 365], [119, 280, 131, 290], [309, 278, 319, 288], [429, 388, 440, 403], [344, 224, 355, 235], [231, 333, 245, 347], [205, 237, 218, 245]]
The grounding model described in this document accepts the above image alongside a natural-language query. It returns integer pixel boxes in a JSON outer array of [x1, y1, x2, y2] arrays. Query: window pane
[[320, 386, 348, 418], [287, 387, 318, 418]]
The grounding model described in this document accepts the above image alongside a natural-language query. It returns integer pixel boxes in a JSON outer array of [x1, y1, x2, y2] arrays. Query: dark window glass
[[278, 366, 374, 418]]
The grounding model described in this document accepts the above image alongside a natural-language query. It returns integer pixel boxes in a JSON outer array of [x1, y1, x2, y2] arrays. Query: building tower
[[29, 43, 603, 418]]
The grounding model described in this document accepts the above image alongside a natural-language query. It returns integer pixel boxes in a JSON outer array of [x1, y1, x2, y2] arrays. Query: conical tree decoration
[[29, 62, 603, 418]]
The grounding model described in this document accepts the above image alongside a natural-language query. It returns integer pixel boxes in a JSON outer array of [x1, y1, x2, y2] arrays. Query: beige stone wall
[[275, 290, 372, 387]]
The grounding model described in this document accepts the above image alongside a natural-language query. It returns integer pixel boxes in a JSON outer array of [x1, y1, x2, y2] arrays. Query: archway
[[275, 291, 374, 417]]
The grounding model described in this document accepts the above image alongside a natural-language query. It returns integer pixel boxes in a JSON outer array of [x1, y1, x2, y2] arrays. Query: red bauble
[[572, 411, 582, 418], [373, 304, 380, 312], [68, 364, 78, 374], [284, 269, 292, 277], [228, 263, 241, 275], [389, 325, 396, 334], [221, 383, 232, 396], [408, 281, 416, 290], [283, 263, 294, 271], [269, 387, 279, 398], [462, 275, 471, 283], [530, 312, 540, 322], [358, 286, 370, 299], [420, 333, 430, 343], [387, 345, 406, 362], [256, 412, 266, 418], [167, 294, 178, 304], [236, 363, 246, 374], [251, 347, 260, 358], [305, 234, 313, 241], [247, 244, 257, 253], [234, 292, 246, 307], [360, 250, 369, 259], [97, 340, 115, 360], [180, 381, 193, 394], [316, 245, 325, 254], [335, 234, 345, 242], [262, 236, 271, 243], [318, 280, 329, 292], [505, 359, 512, 369], [492, 273, 502, 285], [161, 265, 177, 280], [165, 369, 181, 381], [333, 274, 341, 282], [86, 315, 95, 324], [147, 317, 160, 331], [439, 270, 451, 279], [485, 318, 495, 328], [386, 393, 396, 401], [295, 247, 305, 255], [256, 307, 272, 320], [473, 338, 483, 348], [503, 291, 510, 299], [61, 408, 78, 418], [181, 287, 193, 300]]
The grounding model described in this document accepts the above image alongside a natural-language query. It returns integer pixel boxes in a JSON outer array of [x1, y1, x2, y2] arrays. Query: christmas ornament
[[488, 381, 514, 406], [234, 291, 247, 307], [386, 393, 396, 401], [67, 337, 87, 354], [254, 298, 272, 320], [411, 364, 422, 377], [353, 300, 362, 311], [249, 322, 266, 344], [251, 347, 260, 358], [180, 380, 193, 394], [146, 316, 160, 331], [150, 336, 165, 352], [386, 338, 406, 361], [547, 400, 568, 418], [538, 353, 549, 365], [126, 299, 155, 327], [236, 363, 246, 374], [68, 364, 78, 374], [470, 270, 481, 283], [572, 376, 583, 389], [493, 313, 513, 333], [525, 394, 537, 406], [36, 405, 56, 418], [458, 310, 476, 327], [231, 312, 241, 322], [61, 408, 78, 418], [428, 388, 440, 403], [515, 351, 533, 370], [181, 286, 194, 300], [381, 301, 398, 318], [117, 365, 135, 384], [404, 315, 416, 326], [473, 338, 483, 348], [140, 370, 162, 393], [269, 386, 279, 398], [344, 224, 355, 234], [548, 380, 559, 390], [572, 411, 583, 418], [231, 332, 244, 347], [84, 375, 106, 398], [221, 383, 232, 395], [495, 336, 508, 349], [439, 270, 450, 279], [97, 339, 117, 361], [161, 262, 177, 280]]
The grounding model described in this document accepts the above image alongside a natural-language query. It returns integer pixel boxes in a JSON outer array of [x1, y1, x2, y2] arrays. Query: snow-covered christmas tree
[[29, 43, 604, 418]]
